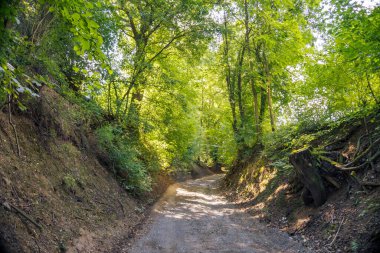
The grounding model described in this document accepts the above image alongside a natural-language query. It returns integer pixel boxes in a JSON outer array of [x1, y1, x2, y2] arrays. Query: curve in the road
[[126, 174, 311, 253]]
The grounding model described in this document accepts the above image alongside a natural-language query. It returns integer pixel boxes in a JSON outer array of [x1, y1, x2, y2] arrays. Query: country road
[[126, 174, 311, 253]]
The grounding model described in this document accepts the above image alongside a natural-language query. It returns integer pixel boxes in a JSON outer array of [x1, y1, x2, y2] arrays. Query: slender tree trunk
[[263, 52, 275, 132], [124, 36, 146, 130], [126, 87, 144, 140], [259, 87, 266, 124], [236, 46, 246, 128], [229, 94, 238, 137], [244, 0, 260, 134], [365, 72, 379, 105], [266, 76, 275, 132], [107, 81, 112, 117], [200, 85, 204, 128], [121, 80, 135, 118], [223, 11, 238, 138], [251, 81, 260, 132], [113, 82, 122, 119], [254, 43, 268, 130]]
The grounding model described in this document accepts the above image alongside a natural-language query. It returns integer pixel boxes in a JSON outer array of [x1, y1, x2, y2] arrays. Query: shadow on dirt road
[[126, 174, 311, 253]]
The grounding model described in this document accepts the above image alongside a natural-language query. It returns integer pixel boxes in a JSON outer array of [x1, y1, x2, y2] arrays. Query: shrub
[[96, 124, 152, 194]]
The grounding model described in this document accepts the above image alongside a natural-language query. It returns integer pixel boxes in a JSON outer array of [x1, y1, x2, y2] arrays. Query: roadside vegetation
[[0, 0, 379, 251]]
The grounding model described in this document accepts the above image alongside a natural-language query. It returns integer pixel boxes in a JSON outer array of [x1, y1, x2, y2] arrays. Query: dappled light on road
[[127, 175, 310, 253]]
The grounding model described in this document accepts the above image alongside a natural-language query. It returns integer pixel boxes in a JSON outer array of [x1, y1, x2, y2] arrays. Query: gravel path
[[126, 174, 312, 253]]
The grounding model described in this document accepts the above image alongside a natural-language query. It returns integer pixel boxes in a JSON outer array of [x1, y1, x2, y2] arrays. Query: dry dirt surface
[[126, 175, 312, 253]]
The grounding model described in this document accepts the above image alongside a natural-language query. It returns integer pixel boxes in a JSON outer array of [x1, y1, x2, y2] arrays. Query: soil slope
[[225, 111, 380, 253], [0, 87, 171, 253]]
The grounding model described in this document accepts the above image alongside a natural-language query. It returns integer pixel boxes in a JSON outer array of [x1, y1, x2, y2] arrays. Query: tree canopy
[[1, 0, 379, 193]]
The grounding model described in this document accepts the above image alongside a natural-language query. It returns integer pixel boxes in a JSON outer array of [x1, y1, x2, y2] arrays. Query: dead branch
[[359, 181, 380, 187], [8, 95, 21, 157], [2, 201, 42, 230], [34, 237, 41, 253], [73, 215, 85, 221], [329, 217, 345, 246], [31, 8, 52, 43], [117, 198, 125, 217]]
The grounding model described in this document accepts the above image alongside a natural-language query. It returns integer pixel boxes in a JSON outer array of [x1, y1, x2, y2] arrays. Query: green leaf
[[87, 19, 100, 29], [81, 39, 90, 51], [72, 13, 81, 22]]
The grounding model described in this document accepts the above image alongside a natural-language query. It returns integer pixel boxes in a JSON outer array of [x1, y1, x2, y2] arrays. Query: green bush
[[96, 124, 152, 194]]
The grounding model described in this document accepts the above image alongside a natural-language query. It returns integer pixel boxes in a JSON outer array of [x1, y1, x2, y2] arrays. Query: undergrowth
[[35, 86, 163, 196], [238, 105, 380, 188], [265, 105, 379, 154], [96, 124, 159, 194]]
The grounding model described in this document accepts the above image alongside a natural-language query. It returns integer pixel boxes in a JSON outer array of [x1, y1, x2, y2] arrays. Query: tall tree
[[113, 0, 212, 138]]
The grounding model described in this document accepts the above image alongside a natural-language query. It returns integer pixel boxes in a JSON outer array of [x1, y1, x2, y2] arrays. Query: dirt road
[[126, 174, 311, 253]]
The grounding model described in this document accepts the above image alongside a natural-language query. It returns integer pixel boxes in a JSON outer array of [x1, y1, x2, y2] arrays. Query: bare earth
[[126, 174, 312, 253]]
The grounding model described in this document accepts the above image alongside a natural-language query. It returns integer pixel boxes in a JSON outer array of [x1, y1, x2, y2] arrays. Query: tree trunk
[[289, 148, 327, 207], [259, 87, 266, 125], [365, 72, 379, 105], [262, 51, 275, 132], [126, 88, 144, 140], [223, 11, 238, 139], [236, 46, 246, 128], [251, 81, 260, 133], [244, 0, 260, 134], [107, 81, 113, 117], [266, 76, 275, 132]]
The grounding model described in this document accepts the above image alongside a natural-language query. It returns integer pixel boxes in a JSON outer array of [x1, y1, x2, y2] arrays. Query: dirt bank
[[0, 87, 172, 253], [224, 112, 380, 253]]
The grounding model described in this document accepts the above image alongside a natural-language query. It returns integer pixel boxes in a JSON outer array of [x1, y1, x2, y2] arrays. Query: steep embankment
[[0, 86, 172, 253], [225, 110, 380, 253]]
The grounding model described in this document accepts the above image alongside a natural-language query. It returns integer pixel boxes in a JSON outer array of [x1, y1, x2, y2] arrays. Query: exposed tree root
[[353, 133, 368, 158], [317, 137, 380, 172], [323, 175, 340, 189], [290, 132, 380, 206], [328, 149, 380, 171], [345, 137, 380, 167]]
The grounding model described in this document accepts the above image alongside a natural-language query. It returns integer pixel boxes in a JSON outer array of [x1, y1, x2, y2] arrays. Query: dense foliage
[[1, 0, 379, 193]]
